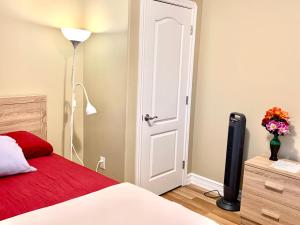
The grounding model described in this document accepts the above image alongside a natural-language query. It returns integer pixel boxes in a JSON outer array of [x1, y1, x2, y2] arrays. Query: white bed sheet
[[1, 183, 218, 225]]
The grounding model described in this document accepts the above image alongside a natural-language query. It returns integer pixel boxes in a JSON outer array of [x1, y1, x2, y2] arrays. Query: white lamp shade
[[61, 28, 91, 42], [86, 102, 97, 115]]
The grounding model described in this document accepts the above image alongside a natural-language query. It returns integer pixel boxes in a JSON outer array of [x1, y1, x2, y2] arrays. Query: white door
[[138, 0, 197, 195]]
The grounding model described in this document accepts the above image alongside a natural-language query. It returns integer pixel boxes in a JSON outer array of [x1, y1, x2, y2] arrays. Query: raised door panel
[[152, 18, 184, 123], [150, 130, 178, 180]]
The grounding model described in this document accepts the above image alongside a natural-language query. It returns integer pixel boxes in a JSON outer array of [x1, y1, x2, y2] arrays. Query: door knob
[[144, 114, 158, 122]]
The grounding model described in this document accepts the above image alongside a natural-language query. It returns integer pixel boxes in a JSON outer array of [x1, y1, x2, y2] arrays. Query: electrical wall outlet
[[99, 156, 106, 170]]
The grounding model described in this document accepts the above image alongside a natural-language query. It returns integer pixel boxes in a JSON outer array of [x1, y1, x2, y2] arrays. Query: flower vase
[[270, 134, 280, 161]]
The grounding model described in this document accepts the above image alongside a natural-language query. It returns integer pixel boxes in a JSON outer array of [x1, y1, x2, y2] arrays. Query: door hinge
[[182, 161, 186, 169], [186, 96, 189, 105], [190, 26, 193, 35]]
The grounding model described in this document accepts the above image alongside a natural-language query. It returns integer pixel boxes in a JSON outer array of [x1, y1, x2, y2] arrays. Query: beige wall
[[83, 32, 128, 181], [83, 0, 128, 33], [82, 0, 129, 181], [187, 0, 203, 172], [0, 0, 84, 28], [191, 0, 300, 182], [124, 0, 140, 183], [0, 1, 85, 156]]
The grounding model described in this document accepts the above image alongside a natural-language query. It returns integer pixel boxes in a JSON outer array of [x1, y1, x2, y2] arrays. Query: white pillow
[[0, 136, 36, 177]]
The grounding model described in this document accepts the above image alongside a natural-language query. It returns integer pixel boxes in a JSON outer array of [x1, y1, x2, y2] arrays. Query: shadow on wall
[[278, 125, 298, 161], [59, 45, 73, 158], [242, 128, 250, 163], [240, 128, 250, 185], [62, 56, 70, 157], [58, 42, 84, 160]]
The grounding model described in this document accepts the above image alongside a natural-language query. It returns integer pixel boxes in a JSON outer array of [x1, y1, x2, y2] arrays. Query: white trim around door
[[135, 0, 198, 190]]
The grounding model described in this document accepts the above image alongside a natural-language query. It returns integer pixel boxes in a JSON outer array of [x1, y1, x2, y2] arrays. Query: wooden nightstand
[[240, 156, 300, 225]]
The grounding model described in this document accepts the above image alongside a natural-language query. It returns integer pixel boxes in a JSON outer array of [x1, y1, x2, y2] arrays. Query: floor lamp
[[61, 28, 97, 165]]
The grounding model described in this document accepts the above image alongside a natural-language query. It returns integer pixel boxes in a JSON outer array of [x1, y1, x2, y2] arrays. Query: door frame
[[135, 0, 198, 187]]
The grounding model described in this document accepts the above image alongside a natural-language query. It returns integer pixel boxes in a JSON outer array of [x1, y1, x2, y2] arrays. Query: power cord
[[72, 145, 84, 166], [203, 190, 222, 199], [96, 160, 101, 173]]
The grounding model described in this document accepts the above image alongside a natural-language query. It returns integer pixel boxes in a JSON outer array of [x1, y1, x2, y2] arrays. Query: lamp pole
[[61, 28, 96, 165], [70, 41, 79, 162]]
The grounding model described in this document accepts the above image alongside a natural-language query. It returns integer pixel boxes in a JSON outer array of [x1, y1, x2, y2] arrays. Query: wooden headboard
[[0, 95, 47, 140]]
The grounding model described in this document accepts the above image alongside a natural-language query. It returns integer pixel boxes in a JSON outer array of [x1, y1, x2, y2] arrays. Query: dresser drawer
[[243, 165, 300, 210], [241, 218, 260, 225], [241, 193, 300, 225]]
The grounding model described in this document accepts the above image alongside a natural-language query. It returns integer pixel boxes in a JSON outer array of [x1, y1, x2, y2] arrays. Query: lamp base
[[216, 197, 240, 211]]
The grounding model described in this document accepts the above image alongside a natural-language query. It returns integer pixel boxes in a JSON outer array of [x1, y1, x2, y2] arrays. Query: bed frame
[[0, 95, 47, 140]]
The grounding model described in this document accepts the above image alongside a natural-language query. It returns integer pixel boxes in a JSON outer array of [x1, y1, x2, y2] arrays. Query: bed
[[0, 96, 117, 220], [0, 95, 218, 225], [0, 153, 118, 220]]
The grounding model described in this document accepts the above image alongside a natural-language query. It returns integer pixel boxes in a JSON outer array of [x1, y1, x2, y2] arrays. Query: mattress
[[1, 183, 219, 225], [0, 154, 118, 220]]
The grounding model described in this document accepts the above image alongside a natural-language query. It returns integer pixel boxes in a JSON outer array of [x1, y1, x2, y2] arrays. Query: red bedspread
[[0, 154, 118, 220]]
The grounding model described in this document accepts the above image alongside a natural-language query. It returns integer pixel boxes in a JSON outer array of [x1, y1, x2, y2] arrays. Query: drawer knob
[[264, 181, 284, 192], [261, 208, 280, 221]]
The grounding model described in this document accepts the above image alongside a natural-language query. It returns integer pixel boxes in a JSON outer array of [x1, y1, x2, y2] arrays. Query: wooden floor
[[162, 184, 241, 225]]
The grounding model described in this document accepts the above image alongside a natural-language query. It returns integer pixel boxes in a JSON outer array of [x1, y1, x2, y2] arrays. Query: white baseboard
[[186, 173, 224, 196], [186, 173, 243, 200]]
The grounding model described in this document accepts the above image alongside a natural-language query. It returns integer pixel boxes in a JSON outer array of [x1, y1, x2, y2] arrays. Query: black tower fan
[[217, 113, 246, 211]]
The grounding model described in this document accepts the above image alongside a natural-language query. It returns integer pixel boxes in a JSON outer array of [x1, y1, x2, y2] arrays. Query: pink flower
[[277, 122, 289, 135], [266, 121, 278, 132]]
